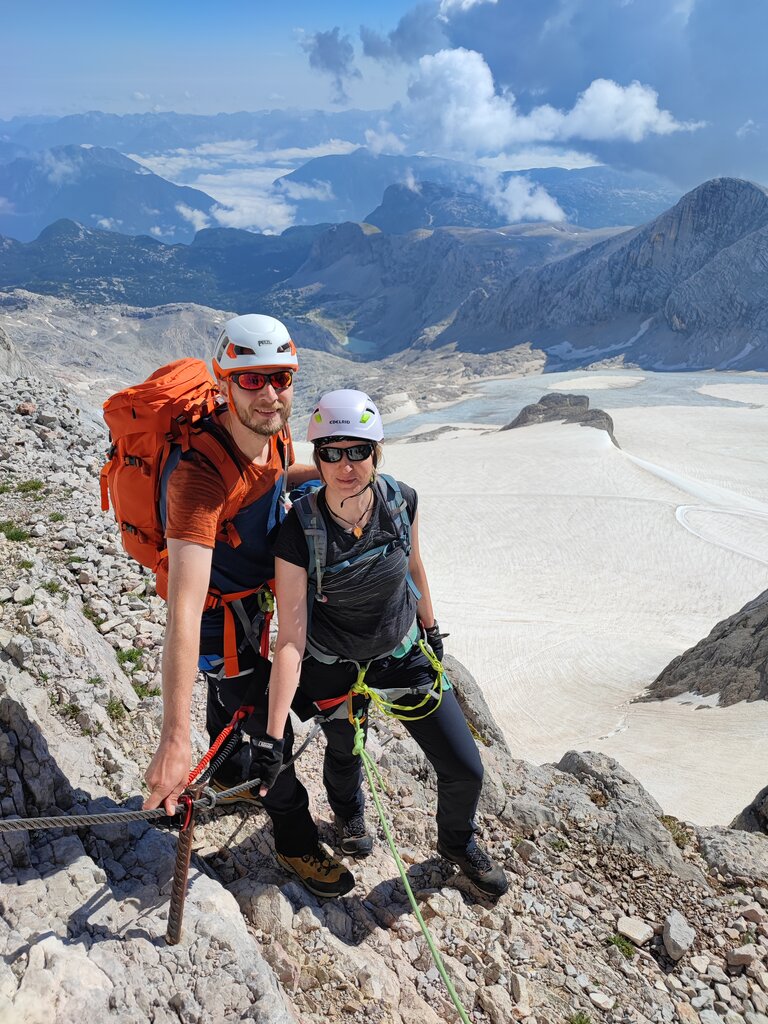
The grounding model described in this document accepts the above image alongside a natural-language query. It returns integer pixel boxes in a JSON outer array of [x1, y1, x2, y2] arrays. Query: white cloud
[[559, 78, 702, 142], [175, 203, 210, 232], [736, 119, 759, 139], [93, 215, 122, 230], [277, 180, 335, 202], [480, 173, 565, 223], [476, 148, 600, 173], [127, 139, 363, 236], [211, 199, 296, 235], [149, 226, 165, 237], [439, 0, 498, 13], [129, 139, 358, 183], [40, 151, 80, 186], [406, 49, 702, 154], [365, 125, 406, 155], [0, 197, 15, 213], [403, 169, 420, 193], [132, 91, 151, 102]]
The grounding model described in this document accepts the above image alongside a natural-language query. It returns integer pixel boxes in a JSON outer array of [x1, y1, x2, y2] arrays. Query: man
[[143, 313, 354, 899]]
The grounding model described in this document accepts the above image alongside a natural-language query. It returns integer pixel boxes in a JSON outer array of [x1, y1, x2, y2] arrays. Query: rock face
[[3, 372, 768, 1024], [449, 177, 768, 370], [645, 587, 768, 706], [732, 784, 768, 834], [275, 219, 610, 354], [0, 324, 29, 378], [501, 392, 618, 445]]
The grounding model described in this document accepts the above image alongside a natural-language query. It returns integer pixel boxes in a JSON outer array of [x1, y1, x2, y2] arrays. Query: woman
[[257, 389, 508, 899]]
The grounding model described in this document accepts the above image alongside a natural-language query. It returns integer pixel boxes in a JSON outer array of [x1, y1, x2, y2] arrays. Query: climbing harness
[[349, 708, 473, 1024]]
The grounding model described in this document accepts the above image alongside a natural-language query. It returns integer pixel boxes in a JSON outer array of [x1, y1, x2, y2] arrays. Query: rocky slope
[[1, 373, 768, 1023], [269, 220, 616, 355], [0, 289, 543, 416], [4, 177, 765, 370], [643, 589, 768, 707], [447, 178, 768, 370]]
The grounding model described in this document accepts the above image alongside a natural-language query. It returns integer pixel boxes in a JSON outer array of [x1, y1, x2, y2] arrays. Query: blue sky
[[3, 0, 768, 191]]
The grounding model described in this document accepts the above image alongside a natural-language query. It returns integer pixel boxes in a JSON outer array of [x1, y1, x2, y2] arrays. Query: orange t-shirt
[[165, 432, 294, 548]]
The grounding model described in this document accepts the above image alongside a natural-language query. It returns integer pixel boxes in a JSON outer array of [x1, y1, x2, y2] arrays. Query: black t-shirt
[[273, 480, 419, 660]]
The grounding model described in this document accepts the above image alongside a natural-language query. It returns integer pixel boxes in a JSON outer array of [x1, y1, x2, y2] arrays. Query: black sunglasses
[[316, 442, 375, 464], [231, 369, 293, 392]]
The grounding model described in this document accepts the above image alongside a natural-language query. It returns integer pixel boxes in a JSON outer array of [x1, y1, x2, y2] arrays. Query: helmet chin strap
[[339, 475, 375, 509]]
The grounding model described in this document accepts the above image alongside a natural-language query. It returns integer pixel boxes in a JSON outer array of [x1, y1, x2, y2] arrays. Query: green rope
[[350, 639, 448, 722], [351, 713, 472, 1024]]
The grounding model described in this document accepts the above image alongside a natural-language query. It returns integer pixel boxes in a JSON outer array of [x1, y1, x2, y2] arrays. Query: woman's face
[[316, 440, 374, 495]]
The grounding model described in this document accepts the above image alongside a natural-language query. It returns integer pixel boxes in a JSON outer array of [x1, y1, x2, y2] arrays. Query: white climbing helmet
[[306, 389, 384, 444], [212, 314, 298, 376]]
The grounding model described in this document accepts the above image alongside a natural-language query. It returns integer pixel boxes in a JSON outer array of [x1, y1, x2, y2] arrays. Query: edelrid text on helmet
[[212, 314, 298, 377], [307, 390, 384, 444]]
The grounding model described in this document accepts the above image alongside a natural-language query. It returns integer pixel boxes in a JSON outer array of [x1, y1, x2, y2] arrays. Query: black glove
[[251, 734, 285, 792], [424, 621, 447, 662]]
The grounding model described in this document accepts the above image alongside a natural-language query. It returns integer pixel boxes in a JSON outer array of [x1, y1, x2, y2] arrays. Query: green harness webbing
[[349, 638, 450, 723]]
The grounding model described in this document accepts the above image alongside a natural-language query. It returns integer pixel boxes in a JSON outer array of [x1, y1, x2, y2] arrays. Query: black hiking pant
[[204, 646, 318, 858], [299, 644, 484, 856]]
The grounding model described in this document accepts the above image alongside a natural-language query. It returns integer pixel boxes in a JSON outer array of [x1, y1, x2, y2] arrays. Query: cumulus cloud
[[132, 91, 151, 102], [211, 198, 296, 235], [407, 49, 701, 154], [481, 173, 565, 223], [301, 27, 361, 104], [93, 215, 123, 230], [175, 203, 210, 232]]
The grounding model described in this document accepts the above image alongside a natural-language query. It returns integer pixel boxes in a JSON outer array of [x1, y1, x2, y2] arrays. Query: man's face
[[223, 372, 293, 437]]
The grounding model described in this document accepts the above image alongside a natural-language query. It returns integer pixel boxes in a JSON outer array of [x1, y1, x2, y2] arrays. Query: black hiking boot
[[437, 840, 509, 899], [335, 812, 374, 857]]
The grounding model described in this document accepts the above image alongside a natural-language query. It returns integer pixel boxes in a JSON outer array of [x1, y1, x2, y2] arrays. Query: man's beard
[[232, 391, 292, 436]]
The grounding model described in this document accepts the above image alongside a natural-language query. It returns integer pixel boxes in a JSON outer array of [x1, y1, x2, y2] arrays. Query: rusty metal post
[[166, 789, 200, 945]]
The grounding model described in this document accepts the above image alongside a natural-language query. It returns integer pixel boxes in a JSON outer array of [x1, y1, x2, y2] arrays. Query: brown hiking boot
[[276, 844, 355, 898]]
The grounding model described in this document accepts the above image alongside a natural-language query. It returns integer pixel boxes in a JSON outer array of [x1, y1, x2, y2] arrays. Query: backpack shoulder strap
[[186, 417, 249, 545], [376, 473, 411, 553], [293, 489, 327, 601]]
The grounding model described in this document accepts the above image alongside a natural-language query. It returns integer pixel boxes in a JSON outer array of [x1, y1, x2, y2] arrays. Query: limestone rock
[[618, 915, 654, 946], [663, 909, 696, 960]]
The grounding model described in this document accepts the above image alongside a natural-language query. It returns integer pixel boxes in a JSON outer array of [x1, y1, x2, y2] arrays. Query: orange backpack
[[99, 358, 250, 599]]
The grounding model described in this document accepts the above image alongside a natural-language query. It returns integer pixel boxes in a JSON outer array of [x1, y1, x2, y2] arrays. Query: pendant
[[352, 525, 363, 539]]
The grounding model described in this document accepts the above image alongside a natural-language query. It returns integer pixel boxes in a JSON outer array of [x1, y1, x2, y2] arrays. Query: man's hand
[[144, 735, 192, 816], [252, 734, 285, 797]]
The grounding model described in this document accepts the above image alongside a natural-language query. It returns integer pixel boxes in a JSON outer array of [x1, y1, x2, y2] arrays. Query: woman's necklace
[[327, 492, 374, 538]]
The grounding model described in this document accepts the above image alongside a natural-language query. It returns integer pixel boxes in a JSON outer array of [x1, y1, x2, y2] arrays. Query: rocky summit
[[1, 375, 768, 1024]]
